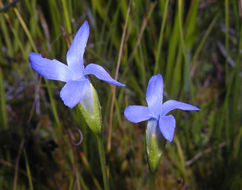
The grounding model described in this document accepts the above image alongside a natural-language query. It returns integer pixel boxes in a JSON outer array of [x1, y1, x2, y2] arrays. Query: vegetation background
[[0, 0, 241, 189]]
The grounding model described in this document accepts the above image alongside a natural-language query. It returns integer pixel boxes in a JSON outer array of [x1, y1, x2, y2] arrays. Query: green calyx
[[77, 84, 102, 134], [145, 119, 165, 172]]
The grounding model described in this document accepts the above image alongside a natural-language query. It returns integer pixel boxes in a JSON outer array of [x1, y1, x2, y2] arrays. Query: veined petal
[[146, 74, 164, 116], [161, 100, 200, 116], [159, 115, 176, 142], [60, 80, 89, 109], [29, 52, 73, 82], [84, 63, 125, 86], [66, 20, 89, 74], [124, 105, 151, 123]]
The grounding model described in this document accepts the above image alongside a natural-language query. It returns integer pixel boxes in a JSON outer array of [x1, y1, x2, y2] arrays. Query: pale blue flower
[[29, 21, 124, 109], [124, 74, 199, 142]]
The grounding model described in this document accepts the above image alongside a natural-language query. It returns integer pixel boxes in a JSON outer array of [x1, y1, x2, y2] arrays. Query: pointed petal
[[159, 115, 176, 142], [146, 74, 164, 115], [161, 100, 200, 116], [66, 20, 89, 73], [124, 105, 151, 123], [60, 80, 89, 109], [29, 52, 73, 82], [84, 63, 125, 86]]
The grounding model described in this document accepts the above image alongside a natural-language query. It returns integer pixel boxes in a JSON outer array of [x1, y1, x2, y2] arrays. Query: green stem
[[149, 171, 156, 190], [14, 8, 37, 52], [96, 135, 109, 190]]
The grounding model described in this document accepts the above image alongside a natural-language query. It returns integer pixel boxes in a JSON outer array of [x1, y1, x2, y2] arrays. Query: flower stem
[[149, 170, 156, 190], [96, 135, 109, 190]]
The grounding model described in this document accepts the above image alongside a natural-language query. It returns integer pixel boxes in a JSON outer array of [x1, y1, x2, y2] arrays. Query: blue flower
[[124, 74, 199, 142], [29, 20, 125, 109]]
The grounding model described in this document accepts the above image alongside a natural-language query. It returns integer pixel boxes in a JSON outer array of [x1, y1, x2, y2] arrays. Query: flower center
[[72, 71, 87, 81]]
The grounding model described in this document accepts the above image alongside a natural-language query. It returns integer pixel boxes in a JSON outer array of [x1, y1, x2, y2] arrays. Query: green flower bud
[[77, 83, 102, 134], [146, 119, 165, 172]]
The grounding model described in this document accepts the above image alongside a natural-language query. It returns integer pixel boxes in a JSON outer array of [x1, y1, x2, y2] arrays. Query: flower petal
[[161, 100, 200, 116], [66, 20, 89, 74], [84, 63, 125, 86], [159, 115, 176, 142], [146, 74, 164, 115], [29, 52, 73, 82], [60, 80, 89, 108], [124, 105, 151, 123]]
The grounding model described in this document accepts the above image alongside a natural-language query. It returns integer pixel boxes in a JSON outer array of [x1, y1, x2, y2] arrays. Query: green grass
[[0, 0, 241, 189]]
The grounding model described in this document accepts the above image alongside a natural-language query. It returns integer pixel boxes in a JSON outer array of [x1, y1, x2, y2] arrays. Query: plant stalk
[[149, 171, 156, 190], [96, 135, 109, 190]]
